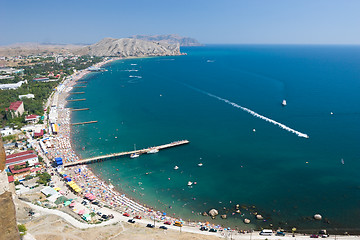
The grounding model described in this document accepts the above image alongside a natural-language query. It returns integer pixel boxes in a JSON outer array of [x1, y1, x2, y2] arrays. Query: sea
[[68, 45, 360, 232]]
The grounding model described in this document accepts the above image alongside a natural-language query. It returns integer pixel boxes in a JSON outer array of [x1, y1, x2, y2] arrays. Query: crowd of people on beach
[[37, 60, 235, 232]]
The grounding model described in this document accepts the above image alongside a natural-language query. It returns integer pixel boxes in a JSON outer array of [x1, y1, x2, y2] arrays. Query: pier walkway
[[63, 140, 189, 167]]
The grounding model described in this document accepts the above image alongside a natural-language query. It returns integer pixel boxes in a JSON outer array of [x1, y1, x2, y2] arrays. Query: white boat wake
[[184, 84, 309, 138]]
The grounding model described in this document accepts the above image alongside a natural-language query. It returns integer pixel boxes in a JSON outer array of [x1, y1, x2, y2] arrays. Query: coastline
[[53, 57, 233, 232], [34, 55, 360, 238]]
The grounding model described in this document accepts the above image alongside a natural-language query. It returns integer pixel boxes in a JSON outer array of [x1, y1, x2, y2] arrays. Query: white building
[[19, 94, 35, 99], [1, 126, 14, 136], [0, 80, 26, 90]]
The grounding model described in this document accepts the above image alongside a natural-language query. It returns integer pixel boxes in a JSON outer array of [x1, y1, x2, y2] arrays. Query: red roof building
[[34, 129, 44, 138], [25, 114, 39, 122], [5, 101, 24, 117], [6, 150, 38, 167], [8, 175, 14, 183]]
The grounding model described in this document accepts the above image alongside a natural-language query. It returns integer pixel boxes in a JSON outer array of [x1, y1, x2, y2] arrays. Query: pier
[[63, 140, 189, 167], [69, 92, 85, 94], [71, 121, 98, 126], [67, 99, 86, 102], [77, 81, 87, 83], [70, 108, 89, 112], [73, 86, 87, 88]]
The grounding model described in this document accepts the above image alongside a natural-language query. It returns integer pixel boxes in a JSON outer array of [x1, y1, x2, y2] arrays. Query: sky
[[0, 0, 359, 45]]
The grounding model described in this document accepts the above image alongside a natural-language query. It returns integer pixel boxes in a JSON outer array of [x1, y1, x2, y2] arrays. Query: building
[[55, 56, 64, 63], [25, 114, 40, 123], [0, 67, 24, 74], [6, 101, 24, 117], [34, 129, 44, 138], [1, 126, 14, 136], [0, 80, 26, 90], [5, 150, 38, 167], [19, 94, 35, 100]]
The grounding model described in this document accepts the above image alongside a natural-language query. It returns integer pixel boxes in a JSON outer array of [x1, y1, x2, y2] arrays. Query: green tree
[[18, 224, 27, 236]]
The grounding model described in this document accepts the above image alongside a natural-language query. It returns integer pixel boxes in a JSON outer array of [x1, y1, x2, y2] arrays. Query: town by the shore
[[6, 57, 359, 240]]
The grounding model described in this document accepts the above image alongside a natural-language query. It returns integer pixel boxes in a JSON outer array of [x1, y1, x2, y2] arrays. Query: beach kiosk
[[55, 157, 63, 166]]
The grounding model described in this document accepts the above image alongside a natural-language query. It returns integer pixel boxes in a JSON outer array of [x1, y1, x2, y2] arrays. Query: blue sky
[[0, 0, 359, 45]]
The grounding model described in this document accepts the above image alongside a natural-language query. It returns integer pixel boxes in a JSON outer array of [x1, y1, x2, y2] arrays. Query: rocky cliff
[[75, 38, 181, 57], [131, 34, 202, 46]]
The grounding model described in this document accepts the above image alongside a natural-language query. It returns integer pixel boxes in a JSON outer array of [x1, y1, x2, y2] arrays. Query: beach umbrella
[[70, 202, 76, 207], [163, 212, 167, 216], [78, 209, 85, 215]]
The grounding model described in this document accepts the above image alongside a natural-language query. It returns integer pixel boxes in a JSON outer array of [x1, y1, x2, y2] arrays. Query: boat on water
[[282, 100, 287, 106], [341, 158, 345, 165], [130, 144, 139, 158], [187, 181, 193, 186], [147, 148, 159, 154], [174, 166, 179, 170], [198, 163, 203, 167]]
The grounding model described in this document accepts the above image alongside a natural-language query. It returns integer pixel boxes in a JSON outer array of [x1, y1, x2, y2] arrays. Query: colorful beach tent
[[64, 201, 71, 206], [82, 213, 91, 221]]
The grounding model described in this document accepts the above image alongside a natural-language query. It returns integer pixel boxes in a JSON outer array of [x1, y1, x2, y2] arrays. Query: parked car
[[92, 201, 99, 205], [164, 221, 171, 225], [209, 229, 217, 233], [174, 221, 183, 227], [260, 229, 273, 236], [128, 219, 135, 223], [310, 234, 319, 238], [134, 215, 142, 219], [276, 231, 286, 236], [146, 224, 155, 228], [101, 215, 108, 219], [123, 213, 130, 217], [97, 212, 102, 216], [159, 226, 168, 230], [200, 226, 209, 231]]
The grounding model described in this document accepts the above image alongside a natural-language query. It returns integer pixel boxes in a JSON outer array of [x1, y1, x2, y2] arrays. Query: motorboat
[[130, 144, 139, 158]]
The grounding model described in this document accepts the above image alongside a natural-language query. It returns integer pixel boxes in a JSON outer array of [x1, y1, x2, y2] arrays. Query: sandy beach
[[42, 58, 229, 230]]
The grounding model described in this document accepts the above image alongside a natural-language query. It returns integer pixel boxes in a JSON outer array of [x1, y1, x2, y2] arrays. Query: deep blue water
[[68, 45, 360, 231]]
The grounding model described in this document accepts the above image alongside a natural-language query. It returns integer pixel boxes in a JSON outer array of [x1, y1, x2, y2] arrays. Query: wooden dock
[[69, 92, 85, 94], [73, 86, 86, 88], [67, 99, 86, 102], [71, 121, 98, 126], [70, 108, 89, 112], [63, 140, 189, 167]]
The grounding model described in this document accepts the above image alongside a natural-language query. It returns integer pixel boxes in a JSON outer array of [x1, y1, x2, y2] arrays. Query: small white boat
[[174, 166, 179, 170], [187, 181, 193, 186], [198, 163, 203, 167], [341, 158, 345, 165], [130, 144, 139, 158], [282, 100, 287, 106], [147, 148, 159, 154]]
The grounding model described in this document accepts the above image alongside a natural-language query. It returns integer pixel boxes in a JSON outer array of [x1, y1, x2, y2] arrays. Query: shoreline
[[53, 57, 236, 232], [44, 56, 355, 236]]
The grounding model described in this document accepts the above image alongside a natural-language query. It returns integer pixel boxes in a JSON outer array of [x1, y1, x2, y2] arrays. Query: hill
[[75, 38, 181, 57], [131, 34, 202, 46]]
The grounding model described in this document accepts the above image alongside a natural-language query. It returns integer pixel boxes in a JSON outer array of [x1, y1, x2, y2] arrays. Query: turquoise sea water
[[68, 45, 360, 231]]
